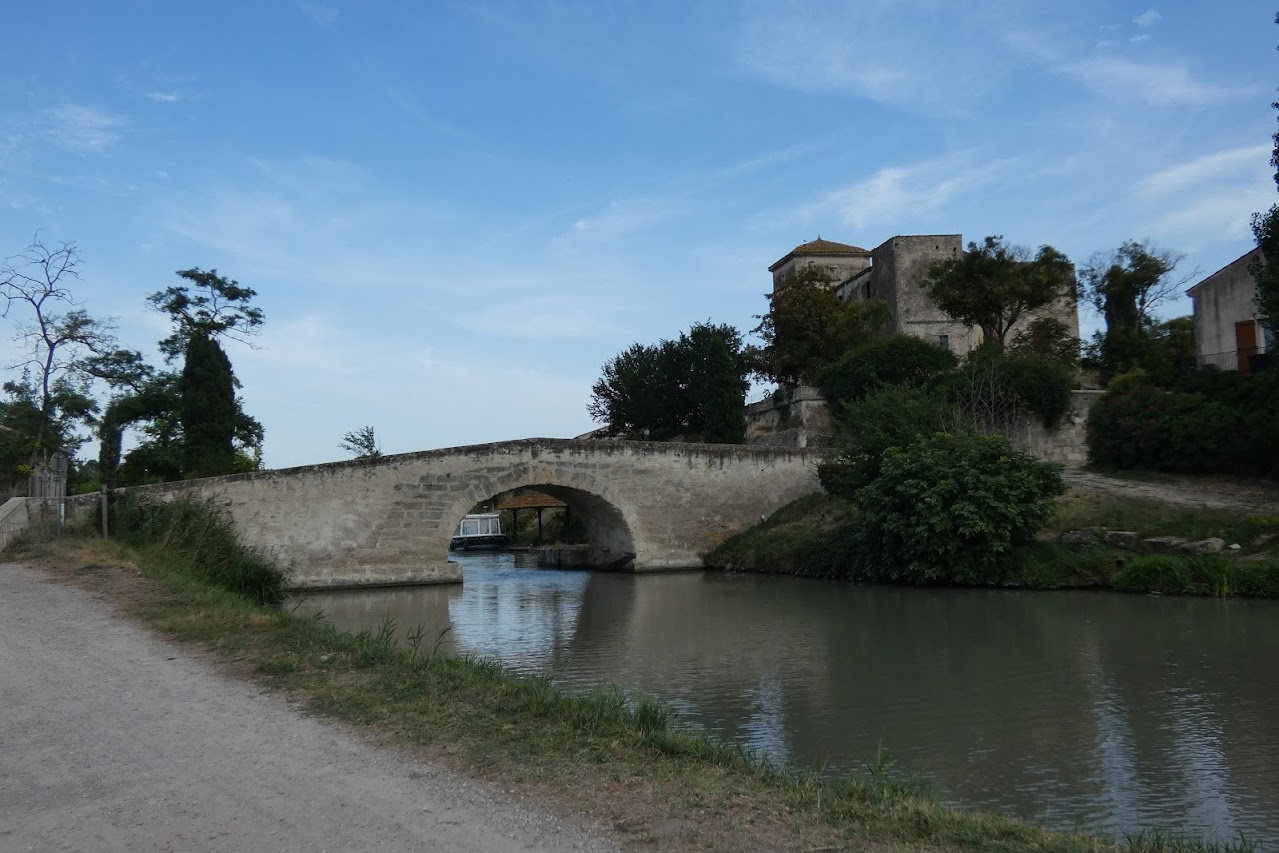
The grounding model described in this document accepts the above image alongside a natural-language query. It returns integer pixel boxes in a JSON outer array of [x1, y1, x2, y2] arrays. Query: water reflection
[[296, 552, 1279, 843]]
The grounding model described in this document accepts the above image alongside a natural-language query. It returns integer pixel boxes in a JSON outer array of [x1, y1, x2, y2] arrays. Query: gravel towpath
[[1063, 470, 1279, 513], [0, 562, 617, 853]]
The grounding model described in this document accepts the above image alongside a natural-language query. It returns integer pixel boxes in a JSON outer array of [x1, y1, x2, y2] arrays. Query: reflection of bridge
[[113, 439, 821, 588]]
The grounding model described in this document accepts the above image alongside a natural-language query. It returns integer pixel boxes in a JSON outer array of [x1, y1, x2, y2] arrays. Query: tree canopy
[[588, 322, 749, 442], [1252, 30, 1279, 328], [0, 236, 114, 466], [751, 265, 889, 385], [148, 267, 264, 360], [340, 426, 382, 460], [923, 236, 1074, 350], [1079, 240, 1189, 380]]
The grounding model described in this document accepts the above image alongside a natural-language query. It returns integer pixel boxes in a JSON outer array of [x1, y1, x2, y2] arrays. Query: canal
[[296, 551, 1279, 844]]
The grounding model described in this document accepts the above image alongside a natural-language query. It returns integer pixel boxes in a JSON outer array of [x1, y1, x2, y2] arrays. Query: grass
[[7, 500, 1262, 852], [704, 492, 859, 578], [707, 488, 1279, 599], [1046, 491, 1279, 547]]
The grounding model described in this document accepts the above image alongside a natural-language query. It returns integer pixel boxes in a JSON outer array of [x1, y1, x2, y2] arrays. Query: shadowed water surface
[[297, 552, 1279, 844]]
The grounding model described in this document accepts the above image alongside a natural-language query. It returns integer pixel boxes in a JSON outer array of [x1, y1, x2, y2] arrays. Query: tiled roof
[[769, 237, 870, 271], [496, 493, 567, 510]]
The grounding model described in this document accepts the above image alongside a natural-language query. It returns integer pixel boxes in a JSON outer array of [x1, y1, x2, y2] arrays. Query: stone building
[[1186, 247, 1274, 374], [768, 235, 1079, 355]]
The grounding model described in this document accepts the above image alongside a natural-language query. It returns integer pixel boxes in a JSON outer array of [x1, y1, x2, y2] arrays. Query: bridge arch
[[439, 474, 637, 569]]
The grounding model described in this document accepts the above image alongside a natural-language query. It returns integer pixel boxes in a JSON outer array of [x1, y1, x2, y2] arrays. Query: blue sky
[[1, 1, 1274, 468]]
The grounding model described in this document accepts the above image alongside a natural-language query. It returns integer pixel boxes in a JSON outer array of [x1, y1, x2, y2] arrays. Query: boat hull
[[449, 534, 510, 552]]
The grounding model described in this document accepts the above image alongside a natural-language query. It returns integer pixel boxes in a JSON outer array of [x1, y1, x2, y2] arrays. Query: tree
[[1252, 19, 1279, 327], [1007, 317, 1080, 365], [751, 266, 889, 385], [0, 235, 114, 464], [683, 323, 747, 444], [588, 322, 749, 442], [923, 235, 1075, 350], [1079, 240, 1189, 379], [179, 333, 240, 477], [340, 426, 382, 460], [148, 267, 265, 359], [149, 268, 265, 478]]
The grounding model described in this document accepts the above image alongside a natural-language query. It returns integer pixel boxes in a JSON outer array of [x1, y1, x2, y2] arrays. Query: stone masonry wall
[[53, 439, 821, 589], [746, 388, 1100, 467]]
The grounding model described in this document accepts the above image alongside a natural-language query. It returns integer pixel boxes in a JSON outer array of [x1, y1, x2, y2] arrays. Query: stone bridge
[[110, 439, 822, 588]]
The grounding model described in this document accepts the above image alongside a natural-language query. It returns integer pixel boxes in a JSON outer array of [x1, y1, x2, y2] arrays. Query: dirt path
[[1064, 469, 1279, 514], [0, 562, 616, 853]]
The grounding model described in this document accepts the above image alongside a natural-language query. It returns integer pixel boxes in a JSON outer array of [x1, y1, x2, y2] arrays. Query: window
[[938, 334, 950, 351]]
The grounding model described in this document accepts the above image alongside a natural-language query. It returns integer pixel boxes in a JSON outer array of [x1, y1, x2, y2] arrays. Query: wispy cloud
[[296, 1, 338, 26], [147, 91, 185, 104], [1058, 58, 1257, 105], [1139, 145, 1269, 196], [802, 155, 1014, 231], [732, 2, 1005, 115], [1133, 9, 1161, 29], [46, 105, 126, 152]]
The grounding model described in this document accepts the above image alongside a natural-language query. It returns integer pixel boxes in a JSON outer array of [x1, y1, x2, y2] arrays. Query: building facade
[[768, 235, 1079, 355], [1186, 248, 1273, 374]]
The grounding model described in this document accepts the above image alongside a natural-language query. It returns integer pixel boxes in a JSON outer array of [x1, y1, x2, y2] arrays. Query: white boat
[[449, 513, 509, 551]]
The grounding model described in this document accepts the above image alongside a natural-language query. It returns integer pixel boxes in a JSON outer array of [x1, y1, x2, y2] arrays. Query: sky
[[1, 0, 1275, 469]]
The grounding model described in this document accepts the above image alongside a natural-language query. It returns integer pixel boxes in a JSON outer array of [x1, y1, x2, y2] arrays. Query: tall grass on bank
[[112, 495, 289, 604]]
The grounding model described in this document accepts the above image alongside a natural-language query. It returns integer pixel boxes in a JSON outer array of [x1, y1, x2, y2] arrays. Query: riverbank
[[6, 509, 1259, 852], [704, 488, 1279, 598]]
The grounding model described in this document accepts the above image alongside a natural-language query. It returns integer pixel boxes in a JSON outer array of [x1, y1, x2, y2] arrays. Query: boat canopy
[[455, 513, 502, 537]]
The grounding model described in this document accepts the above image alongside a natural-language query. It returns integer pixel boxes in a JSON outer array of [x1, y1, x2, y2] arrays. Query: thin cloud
[[296, 1, 338, 26], [1059, 58, 1257, 105], [1139, 145, 1269, 195], [805, 156, 1013, 230], [147, 91, 185, 104], [1133, 9, 1161, 29], [46, 105, 126, 152]]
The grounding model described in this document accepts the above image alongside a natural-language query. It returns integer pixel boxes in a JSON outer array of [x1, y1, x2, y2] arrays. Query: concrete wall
[[0, 498, 29, 551], [74, 439, 821, 589], [745, 387, 1099, 468], [1188, 248, 1266, 367]]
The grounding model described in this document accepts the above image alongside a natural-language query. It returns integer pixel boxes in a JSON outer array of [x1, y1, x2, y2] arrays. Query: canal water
[[296, 551, 1279, 843]]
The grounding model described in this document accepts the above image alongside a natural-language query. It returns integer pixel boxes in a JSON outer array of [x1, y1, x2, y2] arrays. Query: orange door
[[1236, 321, 1258, 375]]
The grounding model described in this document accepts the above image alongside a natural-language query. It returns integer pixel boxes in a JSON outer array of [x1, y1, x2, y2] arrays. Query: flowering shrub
[[1086, 385, 1245, 472]]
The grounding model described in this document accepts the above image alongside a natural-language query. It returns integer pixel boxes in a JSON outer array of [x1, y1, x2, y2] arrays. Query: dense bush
[[850, 431, 1065, 585], [1086, 384, 1254, 474], [112, 494, 289, 603], [819, 385, 953, 494], [817, 335, 957, 406]]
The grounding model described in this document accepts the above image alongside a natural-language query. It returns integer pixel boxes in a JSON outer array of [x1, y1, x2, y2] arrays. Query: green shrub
[[113, 494, 289, 603], [1086, 386, 1249, 473], [817, 335, 957, 406], [1106, 367, 1150, 395], [851, 431, 1065, 585], [818, 385, 954, 494], [950, 350, 1075, 429]]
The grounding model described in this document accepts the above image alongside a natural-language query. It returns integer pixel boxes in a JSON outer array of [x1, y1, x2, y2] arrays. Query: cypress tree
[[179, 332, 238, 477]]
